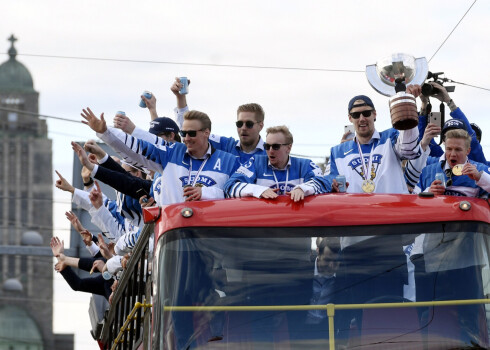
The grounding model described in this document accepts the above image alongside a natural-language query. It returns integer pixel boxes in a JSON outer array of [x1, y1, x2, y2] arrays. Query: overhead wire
[[12, 52, 365, 73], [429, 0, 477, 63]]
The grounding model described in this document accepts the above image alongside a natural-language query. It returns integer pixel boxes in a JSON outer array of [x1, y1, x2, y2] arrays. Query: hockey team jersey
[[325, 128, 421, 194], [224, 155, 330, 198], [97, 127, 240, 205]]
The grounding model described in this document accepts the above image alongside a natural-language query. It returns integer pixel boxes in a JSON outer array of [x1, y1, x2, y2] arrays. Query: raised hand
[[71, 141, 94, 170], [55, 170, 75, 193], [113, 113, 136, 134], [65, 211, 85, 233], [84, 140, 107, 160], [89, 181, 103, 209], [50, 236, 64, 257], [81, 107, 107, 133]]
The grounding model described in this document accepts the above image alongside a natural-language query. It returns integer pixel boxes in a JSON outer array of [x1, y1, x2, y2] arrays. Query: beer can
[[435, 173, 445, 188], [116, 111, 126, 116], [139, 90, 152, 108], [335, 175, 346, 193], [179, 77, 189, 95]]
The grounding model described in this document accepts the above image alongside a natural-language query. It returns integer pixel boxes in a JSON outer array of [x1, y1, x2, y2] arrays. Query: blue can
[[116, 111, 126, 116], [139, 91, 152, 108], [179, 77, 189, 95], [335, 175, 346, 193], [435, 173, 445, 187]]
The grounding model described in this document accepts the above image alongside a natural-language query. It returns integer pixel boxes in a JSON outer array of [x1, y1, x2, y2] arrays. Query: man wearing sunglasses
[[326, 90, 422, 194], [81, 108, 240, 205], [224, 126, 330, 202], [171, 78, 266, 165], [414, 128, 490, 197]]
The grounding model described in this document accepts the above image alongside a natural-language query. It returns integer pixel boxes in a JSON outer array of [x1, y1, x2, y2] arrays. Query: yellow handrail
[[111, 300, 152, 350], [164, 298, 490, 350]]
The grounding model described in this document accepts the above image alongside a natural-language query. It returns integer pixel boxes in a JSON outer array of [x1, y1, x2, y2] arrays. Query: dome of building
[[21, 230, 43, 246], [2, 278, 23, 292], [0, 34, 35, 93], [0, 305, 44, 349]]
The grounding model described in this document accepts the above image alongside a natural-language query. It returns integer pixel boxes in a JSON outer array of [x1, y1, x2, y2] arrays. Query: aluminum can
[[335, 175, 347, 193], [179, 77, 189, 95], [139, 90, 152, 108], [435, 173, 445, 187]]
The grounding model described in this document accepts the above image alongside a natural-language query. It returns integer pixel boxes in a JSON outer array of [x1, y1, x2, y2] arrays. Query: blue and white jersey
[[224, 155, 329, 198], [325, 128, 421, 194], [97, 128, 240, 205], [414, 159, 490, 198], [175, 106, 266, 165]]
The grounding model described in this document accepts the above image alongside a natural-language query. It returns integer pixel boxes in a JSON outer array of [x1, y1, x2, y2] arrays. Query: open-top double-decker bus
[[99, 193, 490, 350]]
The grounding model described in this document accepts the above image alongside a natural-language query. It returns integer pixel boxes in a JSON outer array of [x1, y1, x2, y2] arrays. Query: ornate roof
[[0, 34, 36, 93]]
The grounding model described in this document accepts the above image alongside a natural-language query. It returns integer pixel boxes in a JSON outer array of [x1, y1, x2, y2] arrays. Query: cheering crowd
[[49, 76, 489, 313]]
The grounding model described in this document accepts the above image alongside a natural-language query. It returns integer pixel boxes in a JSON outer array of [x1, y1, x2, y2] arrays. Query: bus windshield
[[153, 222, 490, 349]]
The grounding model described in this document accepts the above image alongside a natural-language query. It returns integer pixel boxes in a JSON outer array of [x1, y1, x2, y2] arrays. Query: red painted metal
[[142, 194, 489, 242]]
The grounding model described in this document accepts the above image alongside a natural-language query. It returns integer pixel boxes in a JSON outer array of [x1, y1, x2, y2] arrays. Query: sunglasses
[[264, 143, 290, 151], [236, 120, 260, 129], [350, 110, 373, 119], [444, 168, 453, 187], [179, 129, 205, 138]]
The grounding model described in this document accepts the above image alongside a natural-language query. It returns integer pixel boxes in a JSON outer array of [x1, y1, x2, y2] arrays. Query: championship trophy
[[366, 53, 428, 130]]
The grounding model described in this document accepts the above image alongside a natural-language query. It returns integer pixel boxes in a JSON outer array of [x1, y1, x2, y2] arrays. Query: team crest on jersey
[[243, 158, 254, 169], [154, 179, 162, 195], [270, 183, 295, 194], [443, 190, 466, 197], [348, 154, 383, 180], [179, 175, 217, 187]]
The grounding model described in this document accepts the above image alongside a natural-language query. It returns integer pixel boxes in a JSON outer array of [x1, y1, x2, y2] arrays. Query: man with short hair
[[414, 128, 490, 196], [224, 125, 329, 202], [326, 90, 422, 194], [81, 108, 240, 204], [171, 78, 266, 165]]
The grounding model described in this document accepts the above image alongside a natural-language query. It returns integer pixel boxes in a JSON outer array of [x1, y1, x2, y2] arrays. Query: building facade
[[0, 35, 73, 350]]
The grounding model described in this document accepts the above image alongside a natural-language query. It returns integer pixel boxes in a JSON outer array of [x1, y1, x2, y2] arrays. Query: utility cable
[[429, 0, 477, 63], [0, 106, 81, 124], [11, 52, 365, 73]]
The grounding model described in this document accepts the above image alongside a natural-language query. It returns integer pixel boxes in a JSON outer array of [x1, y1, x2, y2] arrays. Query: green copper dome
[[0, 305, 44, 349], [0, 34, 36, 93]]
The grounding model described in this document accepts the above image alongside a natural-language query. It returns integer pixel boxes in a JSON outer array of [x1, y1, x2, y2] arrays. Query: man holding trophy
[[326, 54, 426, 194], [327, 88, 422, 194]]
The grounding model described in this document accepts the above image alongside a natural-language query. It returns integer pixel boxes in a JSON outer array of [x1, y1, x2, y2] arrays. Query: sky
[[3, 1, 490, 349]]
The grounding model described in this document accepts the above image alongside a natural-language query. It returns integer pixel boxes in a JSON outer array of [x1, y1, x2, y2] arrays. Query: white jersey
[[326, 127, 421, 194]]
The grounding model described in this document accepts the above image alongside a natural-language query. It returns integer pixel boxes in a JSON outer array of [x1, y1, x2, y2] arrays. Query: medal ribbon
[[356, 141, 375, 181], [188, 157, 209, 187], [272, 168, 289, 195]]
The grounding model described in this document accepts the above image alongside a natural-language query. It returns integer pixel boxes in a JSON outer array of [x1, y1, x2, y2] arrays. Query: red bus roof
[[144, 194, 489, 240]]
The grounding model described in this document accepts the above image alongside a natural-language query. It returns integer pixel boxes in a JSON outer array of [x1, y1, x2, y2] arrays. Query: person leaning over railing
[[224, 125, 330, 202]]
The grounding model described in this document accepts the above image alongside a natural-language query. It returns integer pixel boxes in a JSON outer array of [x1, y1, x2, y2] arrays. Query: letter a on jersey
[[213, 159, 222, 171]]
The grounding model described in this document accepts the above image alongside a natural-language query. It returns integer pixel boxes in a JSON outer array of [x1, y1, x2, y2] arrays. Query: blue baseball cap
[[348, 95, 375, 113], [442, 119, 466, 140], [149, 117, 179, 135]]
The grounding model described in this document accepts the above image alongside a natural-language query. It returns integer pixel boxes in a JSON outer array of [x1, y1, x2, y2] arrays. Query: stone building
[[0, 35, 73, 350]]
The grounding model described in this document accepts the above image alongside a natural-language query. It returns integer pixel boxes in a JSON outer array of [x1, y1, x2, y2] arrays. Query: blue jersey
[[208, 134, 266, 165], [224, 155, 329, 198], [415, 159, 490, 198]]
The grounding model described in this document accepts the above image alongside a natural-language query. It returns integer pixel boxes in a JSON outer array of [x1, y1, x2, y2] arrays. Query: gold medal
[[362, 179, 375, 193], [452, 164, 464, 176]]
